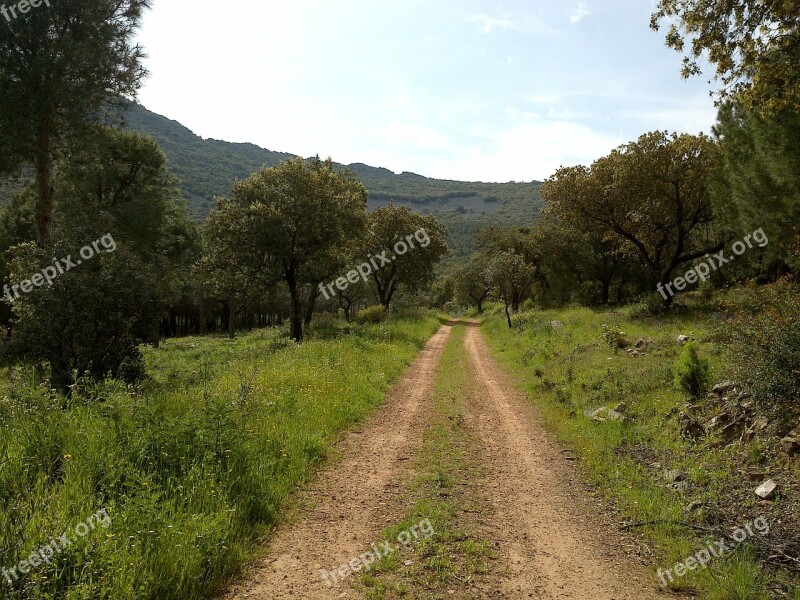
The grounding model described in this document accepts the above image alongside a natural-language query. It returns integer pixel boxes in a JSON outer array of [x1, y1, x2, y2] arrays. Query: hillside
[[121, 104, 544, 261]]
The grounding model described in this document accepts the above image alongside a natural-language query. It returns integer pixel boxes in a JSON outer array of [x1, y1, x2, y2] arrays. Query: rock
[[720, 420, 745, 443], [677, 335, 693, 345], [667, 481, 690, 493], [614, 402, 628, 414], [780, 429, 800, 456], [635, 338, 647, 349], [712, 381, 738, 395], [685, 500, 705, 513], [549, 320, 564, 329], [680, 413, 705, 440], [704, 413, 731, 432], [664, 469, 687, 483], [754, 417, 769, 431], [607, 409, 626, 422], [585, 407, 608, 422], [755, 479, 778, 500]]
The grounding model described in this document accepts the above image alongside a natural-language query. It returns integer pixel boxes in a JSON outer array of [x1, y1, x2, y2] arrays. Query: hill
[[122, 104, 544, 261]]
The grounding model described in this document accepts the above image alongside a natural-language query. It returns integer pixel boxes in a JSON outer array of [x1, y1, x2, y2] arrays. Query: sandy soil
[[223, 325, 453, 599]]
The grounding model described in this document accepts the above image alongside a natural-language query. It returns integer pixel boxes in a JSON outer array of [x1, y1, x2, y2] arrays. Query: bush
[[718, 280, 800, 416], [673, 341, 711, 397], [601, 323, 628, 349], [354, 305, 386, 325]]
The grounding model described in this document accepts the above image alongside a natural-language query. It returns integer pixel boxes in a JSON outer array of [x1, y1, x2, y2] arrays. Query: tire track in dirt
[[223, 324, 452, 600], [463, 323, 668, 599]]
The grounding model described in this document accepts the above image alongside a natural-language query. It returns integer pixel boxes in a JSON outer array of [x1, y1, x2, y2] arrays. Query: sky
[[134, 0, 719, 183]]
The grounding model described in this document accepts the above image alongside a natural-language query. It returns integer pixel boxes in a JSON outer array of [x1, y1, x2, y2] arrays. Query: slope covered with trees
[[120, 103, 543, 261]]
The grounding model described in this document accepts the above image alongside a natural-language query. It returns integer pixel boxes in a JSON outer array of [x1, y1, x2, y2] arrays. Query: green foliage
[[601, 324, 628, 349], [452, 253, 490, 312], [0, 0, 150, 245], [673, 342, 711, 397], [355, 305, 387, 325], [542, 132, 725, 301], [651, 0, 800, 113], [117, 104, 544, 260], [4, 128, 198, 392], [216, 157, 368, 342], [0, 315, 441, 599], [366, 204, 448, 311], [718, 281, 800, 417], [711, 102, 800, 274]]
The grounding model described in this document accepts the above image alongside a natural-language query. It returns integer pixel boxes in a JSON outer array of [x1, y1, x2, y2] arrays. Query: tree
[[651, 0, 800, 112], [711, 102, 800, 274], [365, 205, 448, 312], [202, 198, 276, 339], [542, 132, 727, 304], [0, 0, 150, 247], [453, 253, 491, 313], [486, 252, 536, 328], [5, 128, 195, 392], [225, 158, 368, 342]]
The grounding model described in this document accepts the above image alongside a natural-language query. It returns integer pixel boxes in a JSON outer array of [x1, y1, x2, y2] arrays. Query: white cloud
[[569, 2, 591, 24], [428, 120, 622, 182], [468, 14, 519, 34]]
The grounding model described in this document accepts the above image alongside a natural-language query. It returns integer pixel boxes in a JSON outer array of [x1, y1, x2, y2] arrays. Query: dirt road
[[224, 322, 668, 599], [462, 323, 666, 599], [224, 325, 453, 599]]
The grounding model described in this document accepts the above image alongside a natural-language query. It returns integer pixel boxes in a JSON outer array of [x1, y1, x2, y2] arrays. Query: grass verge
[[0, 315, 440, 599], [481, 304, 797, 600]]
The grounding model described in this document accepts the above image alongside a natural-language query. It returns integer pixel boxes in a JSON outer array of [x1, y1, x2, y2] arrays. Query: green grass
[[480, 303, 785, 599], [358, 323, 495, 599], [0, 315, 440, 599]]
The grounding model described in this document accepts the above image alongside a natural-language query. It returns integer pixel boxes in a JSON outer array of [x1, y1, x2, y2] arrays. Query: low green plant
[[601, 323, 628, 349], [717, 280, 800, 418], [673, 341, 711, 397], [355, 305, 387, 325]]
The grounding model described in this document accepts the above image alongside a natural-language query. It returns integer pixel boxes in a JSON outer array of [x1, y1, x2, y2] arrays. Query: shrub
[[673, 341, 711, 397], [717, 280, 800, 417], [354, 305, 386, 325], [601, 324, 628, 349]]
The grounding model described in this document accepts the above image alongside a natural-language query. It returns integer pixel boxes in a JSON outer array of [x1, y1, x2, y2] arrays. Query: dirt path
[[223, 324, 452, 600], [223, 322, 670, 599], [463, 323, 667, 599]]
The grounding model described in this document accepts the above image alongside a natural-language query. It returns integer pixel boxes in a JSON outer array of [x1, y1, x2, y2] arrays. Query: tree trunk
[[228, 300, 236, 339], [504, 303, 512, 329], [290, 291, 303, 342], [303, 288, 319, 328], [600, 278, 611, 305]]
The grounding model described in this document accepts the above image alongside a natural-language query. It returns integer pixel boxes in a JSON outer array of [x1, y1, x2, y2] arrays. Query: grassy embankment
[[0, 315, 440, 599], [481, 301, 799, 600]]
